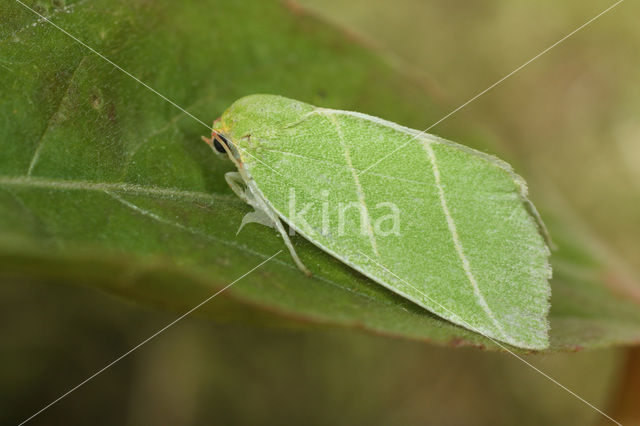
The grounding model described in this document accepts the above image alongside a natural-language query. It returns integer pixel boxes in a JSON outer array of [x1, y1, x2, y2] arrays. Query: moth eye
[[213, 139, 225, 153], [213, 133, 230, 153]]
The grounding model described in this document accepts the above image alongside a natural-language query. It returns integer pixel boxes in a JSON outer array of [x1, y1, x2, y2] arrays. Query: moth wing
[[240, 107, 551, 350]]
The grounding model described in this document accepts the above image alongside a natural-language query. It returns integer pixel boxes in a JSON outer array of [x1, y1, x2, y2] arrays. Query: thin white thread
[[0, 175, 392, 307], [357, 0, 624, 176], [14, 0, 211, 130], [1, 0, 88, 44], [236, 146, 286, 178], [258, 147, 432, 185], [358, 251, 621, 426], [12, 0, 624, 423], [18, 251, 282, 425]]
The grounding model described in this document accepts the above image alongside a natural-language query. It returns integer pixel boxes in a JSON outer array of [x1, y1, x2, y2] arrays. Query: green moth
[[204, 94, 552, 350]]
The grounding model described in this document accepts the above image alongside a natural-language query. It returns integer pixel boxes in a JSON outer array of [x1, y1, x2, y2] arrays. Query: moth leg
[[271, 211, 312, 277], [247, 184, 313, 277], [227, 171, 312, 277], [225, 171, 249, 203]]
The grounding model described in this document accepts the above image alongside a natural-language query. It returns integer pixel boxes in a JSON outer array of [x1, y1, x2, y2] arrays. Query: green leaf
[[1, 0, 639, 352]]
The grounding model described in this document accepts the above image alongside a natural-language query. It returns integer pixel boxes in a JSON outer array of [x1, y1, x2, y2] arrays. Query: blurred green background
[[300, 0, 640, 268], [2, 0, 639, 425]]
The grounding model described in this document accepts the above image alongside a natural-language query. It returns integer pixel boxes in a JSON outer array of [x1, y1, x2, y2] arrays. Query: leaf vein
[[27, 55, 88, 176], [104, 190, 403, 308], [0, 175, 237, 203]]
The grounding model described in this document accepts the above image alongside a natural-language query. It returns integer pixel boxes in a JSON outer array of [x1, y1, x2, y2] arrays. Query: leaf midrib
[[0, 175, 237, 202], [0, 174, 421, 312]]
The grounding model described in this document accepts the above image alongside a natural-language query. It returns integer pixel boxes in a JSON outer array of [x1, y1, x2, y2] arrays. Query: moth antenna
[[201, 135, 214, 147]]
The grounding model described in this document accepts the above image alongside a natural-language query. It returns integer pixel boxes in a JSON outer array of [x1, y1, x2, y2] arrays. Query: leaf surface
[[1, 0, 639, 351]]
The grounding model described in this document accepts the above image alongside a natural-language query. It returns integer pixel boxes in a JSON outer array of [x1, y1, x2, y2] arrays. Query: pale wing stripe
[[309, 108, 552, 247], [421, 142, 508, 339], [308, 108, 521, 180], [309, 108, 432, 142], [316, 108, 513, 171], [324, 112, 380, 257]]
